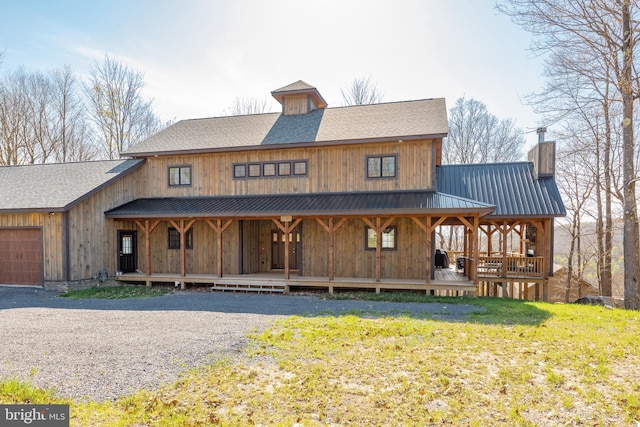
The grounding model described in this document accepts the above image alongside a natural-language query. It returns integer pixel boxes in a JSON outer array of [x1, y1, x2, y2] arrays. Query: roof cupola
[[271, 80, 327, 116]]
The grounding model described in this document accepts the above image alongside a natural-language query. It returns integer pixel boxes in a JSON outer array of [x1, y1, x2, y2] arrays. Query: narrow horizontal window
[[232, 159, 309, 179]]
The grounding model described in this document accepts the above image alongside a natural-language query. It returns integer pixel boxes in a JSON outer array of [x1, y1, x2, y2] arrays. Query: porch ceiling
[[104, 190, 495, 219]]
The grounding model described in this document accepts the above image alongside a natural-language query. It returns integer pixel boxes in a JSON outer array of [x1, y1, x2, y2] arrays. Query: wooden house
[[0, 81, 566, 298], [0, 160, 143, 286]]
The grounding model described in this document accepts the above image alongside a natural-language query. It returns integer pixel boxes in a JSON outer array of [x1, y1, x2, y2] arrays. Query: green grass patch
[[60, 285, 170, 300], [3, 297, 640, 426]]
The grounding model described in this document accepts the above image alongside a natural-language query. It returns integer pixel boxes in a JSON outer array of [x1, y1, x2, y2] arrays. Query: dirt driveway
[[0, 287, 479, 401]]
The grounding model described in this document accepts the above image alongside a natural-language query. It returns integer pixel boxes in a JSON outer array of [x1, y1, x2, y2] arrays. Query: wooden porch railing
[[476, 255, 545, 278], [442, 252, 545, 279]]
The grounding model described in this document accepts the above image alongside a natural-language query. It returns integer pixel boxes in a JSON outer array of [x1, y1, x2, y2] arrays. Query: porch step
[[210, 280, 287, 293]]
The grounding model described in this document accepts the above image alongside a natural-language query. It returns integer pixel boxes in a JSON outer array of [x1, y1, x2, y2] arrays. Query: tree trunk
[[622, 2, 640, 310]]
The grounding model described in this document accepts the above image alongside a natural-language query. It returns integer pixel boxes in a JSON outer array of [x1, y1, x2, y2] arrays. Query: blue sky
[[2, 0, 547, 149]]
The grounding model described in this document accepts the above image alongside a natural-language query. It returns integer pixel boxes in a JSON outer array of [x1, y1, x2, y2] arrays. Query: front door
[[271, 228, 300, 270], [118, 230, 137, 273]]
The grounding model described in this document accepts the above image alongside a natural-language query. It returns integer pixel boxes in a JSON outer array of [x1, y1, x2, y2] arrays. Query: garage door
[[0, 228, 43, 286]]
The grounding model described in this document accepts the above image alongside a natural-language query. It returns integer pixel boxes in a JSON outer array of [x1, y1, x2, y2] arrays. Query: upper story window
[[168, 165, 192, 186], [232, 160, 308, 179], [367, 155, 397, 179]]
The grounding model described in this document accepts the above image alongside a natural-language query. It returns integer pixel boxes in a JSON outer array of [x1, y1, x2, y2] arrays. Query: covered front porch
[[105, 191, 555, 300]]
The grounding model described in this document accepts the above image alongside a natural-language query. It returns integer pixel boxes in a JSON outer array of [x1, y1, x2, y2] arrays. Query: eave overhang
[[105, 191, 495, 220]]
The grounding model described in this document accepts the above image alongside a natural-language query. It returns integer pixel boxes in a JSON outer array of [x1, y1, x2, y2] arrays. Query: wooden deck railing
[[440, 252, 545, 279], [477, 255, 545, 278]]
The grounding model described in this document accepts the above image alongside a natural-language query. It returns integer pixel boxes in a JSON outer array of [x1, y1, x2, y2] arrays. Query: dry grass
[[2, 297, 639, 426]]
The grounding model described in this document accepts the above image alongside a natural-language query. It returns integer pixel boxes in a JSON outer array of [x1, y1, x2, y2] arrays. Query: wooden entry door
[[271, 228, 300, 270], [118, 230, 137, 273]]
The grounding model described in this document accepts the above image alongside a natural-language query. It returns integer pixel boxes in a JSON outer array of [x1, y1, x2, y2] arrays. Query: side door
[[117, 230, 137, 273]]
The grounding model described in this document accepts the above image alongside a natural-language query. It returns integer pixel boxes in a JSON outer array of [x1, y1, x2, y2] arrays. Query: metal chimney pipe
[[536, 127, 547, 143]]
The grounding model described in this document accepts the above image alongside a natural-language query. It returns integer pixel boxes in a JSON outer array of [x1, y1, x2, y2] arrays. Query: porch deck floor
[[116, 268, 475, 295]]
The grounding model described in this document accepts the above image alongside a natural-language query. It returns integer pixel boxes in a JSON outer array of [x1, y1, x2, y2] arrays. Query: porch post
[[206, 219, 234, 277], [134, 219, 161, 279], [169, 219, 196, 288], [362, 217, 394, 283], [272, 218, 302, 280], [315, 217, 347, 281], [502, 221, 508, 278], [472, 215, 479, 283]]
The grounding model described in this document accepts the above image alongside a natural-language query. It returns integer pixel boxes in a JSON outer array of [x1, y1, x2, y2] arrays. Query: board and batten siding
[[301, 217, 428, 280], [138, 139, 435, 198], [139, 220, 240, 275], [65, 167, 144, 281]]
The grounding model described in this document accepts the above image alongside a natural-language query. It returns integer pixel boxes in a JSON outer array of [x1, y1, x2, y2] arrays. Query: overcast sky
[[2, 0, 548, 150]]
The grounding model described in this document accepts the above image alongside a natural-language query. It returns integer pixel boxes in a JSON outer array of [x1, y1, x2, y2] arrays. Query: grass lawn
[[1, 295, 639, 426]]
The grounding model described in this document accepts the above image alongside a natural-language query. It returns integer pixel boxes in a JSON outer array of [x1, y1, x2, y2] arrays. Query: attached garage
[[0, 228, 43, 286]]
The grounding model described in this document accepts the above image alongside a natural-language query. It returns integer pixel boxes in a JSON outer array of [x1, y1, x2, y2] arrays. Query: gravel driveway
[[0, 287, 479, 401]]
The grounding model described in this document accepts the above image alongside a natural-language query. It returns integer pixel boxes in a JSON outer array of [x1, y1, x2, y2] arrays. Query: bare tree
[[341, 76, 384, 106], [444, 97, 526, 164], [0, 69, 53, 165], [499, 0, 640, 309], [556, 147, 595, 301], [85, 55, 161, 159], [50, 66, 96, 162], [223, 96, 270, 116]]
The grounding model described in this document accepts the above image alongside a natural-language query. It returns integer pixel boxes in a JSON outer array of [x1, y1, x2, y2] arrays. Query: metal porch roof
[[436, 162, 566, 218], [105, 190, 495, 219]]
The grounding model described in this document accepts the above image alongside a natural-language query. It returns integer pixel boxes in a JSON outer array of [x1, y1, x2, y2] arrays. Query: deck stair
[[209, 278, 287, 293]]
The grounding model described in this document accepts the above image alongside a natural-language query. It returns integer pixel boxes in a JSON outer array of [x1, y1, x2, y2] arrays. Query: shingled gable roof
[[271, 80, 328, 108], [0, 159, 143, 213], [436, 162, 566, 218], [121, 98, 448, 157]]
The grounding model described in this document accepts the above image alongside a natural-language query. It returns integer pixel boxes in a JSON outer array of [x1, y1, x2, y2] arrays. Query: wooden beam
[[472, 215, 479, 283], [315, 218, 347, 281], [168, 219, 196, 281], [272, 218, 302, 279], [502, 220, 508, 278], [362, 217, 394, 282], [134, 219, 160, 276], [206, 219, 234, 277]]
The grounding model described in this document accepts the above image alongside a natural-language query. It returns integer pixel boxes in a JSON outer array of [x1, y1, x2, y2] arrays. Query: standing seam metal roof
[[436, 162, 566, 218], [104, 190, 495, 218]]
